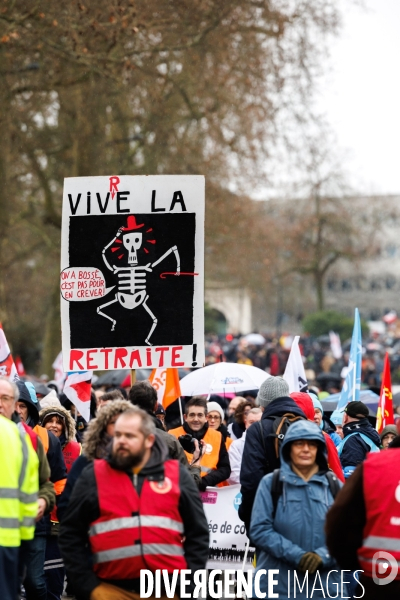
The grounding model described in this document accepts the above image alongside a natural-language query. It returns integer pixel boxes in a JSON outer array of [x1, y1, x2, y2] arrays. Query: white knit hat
[[207, 401, 225, 422]]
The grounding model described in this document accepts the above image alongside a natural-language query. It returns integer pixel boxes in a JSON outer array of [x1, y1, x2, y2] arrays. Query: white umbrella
[[179, 362, 270, 396], [242, 333, 266, 345]]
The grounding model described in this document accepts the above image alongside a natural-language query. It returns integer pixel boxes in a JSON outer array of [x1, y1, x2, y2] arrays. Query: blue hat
[[310, 395, 323, 415]]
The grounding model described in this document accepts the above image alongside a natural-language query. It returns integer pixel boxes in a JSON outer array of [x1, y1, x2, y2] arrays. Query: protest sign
[[201, 485, 254, 570], [61, 175, 205, 371]]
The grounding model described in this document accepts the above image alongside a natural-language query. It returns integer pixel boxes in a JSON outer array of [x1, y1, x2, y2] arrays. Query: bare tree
[[0, 0, 341, 371]]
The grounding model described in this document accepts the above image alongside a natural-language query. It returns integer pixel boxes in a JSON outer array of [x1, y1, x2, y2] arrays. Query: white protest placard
[[201, 485, 254, 570], [61, 175, 205, 371]]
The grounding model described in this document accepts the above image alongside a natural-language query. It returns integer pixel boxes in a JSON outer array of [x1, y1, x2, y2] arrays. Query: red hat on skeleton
[[122, 216, 144, 231]]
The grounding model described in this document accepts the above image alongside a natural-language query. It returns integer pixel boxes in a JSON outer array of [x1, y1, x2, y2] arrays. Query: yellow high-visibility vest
[[0, 416, 38, 546]]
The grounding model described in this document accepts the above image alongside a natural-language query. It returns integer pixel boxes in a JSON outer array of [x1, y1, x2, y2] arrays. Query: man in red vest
[[326, 447, 400, 599], [59, 406, 209, 600]]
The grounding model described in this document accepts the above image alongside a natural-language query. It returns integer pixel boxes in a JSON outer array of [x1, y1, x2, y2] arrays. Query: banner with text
[[61, 175, 205, 371], [201, 485, 254, 570]]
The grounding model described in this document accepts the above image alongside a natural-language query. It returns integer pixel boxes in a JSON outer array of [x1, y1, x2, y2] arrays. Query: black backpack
[[270, 468, 341, 517], [258, 413, 306, 466]]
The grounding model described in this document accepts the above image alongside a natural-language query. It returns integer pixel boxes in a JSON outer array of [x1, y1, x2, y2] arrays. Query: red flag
[[0, 323, 18, 381], [376, 353, 394, 433], [15, 355, 26, 377], [149, 368, 181, 409]]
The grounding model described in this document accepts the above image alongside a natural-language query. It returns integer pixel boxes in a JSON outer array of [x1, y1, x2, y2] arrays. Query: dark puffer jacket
[[239, 395, 306, 534], [340, 418, 381, 472]]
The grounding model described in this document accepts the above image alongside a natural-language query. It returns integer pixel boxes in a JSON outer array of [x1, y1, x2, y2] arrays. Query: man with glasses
[[169, 397, 231, 490]]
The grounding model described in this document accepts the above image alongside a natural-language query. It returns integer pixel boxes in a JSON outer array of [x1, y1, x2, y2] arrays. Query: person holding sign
[[250, 420, 344, 598]]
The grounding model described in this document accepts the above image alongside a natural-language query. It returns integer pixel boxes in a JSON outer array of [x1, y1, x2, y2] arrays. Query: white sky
[[317, 0, 400, 195]]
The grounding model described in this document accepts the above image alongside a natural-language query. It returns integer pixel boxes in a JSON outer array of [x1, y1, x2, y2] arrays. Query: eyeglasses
[[292, 440, 318, 448], [0, 395, 14, 403], [207, 415, 221, 421]]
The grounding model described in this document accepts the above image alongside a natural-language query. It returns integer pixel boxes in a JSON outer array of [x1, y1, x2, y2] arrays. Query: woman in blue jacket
[[250, 420, 346, 599]]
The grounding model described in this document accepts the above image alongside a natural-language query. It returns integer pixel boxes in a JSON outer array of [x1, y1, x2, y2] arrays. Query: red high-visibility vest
[[358, 449, 400, 579], [21, 422, 38, 452], [89, 458, 187, 581], [62, 440, 81, 473], [50, 440, 81, 523]]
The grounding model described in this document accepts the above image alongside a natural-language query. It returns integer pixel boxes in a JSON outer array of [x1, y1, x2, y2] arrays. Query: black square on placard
[[67, 213, 196, 348]]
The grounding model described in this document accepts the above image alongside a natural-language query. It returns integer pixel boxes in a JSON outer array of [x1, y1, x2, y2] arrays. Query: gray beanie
[[256, 376, 289, 408]]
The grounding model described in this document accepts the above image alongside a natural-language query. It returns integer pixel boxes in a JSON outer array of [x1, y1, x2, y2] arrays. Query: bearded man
[[59, 407, 209, 600]]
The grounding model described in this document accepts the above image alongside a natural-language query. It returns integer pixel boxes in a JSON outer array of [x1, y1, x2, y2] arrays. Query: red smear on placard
[[160, 272, 199, 279]]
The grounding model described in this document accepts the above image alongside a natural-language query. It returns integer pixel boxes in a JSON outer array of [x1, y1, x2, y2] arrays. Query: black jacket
[[59, 435, 209, 600], [238, 396, 306, 533], [13, 383, 67, 537], [340, 418, 381, 469]]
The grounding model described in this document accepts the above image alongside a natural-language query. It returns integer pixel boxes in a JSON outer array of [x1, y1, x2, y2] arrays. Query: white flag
[[63, 371, 92, 423], [329, 331, 343, 360], [283, 336, 308, 393]]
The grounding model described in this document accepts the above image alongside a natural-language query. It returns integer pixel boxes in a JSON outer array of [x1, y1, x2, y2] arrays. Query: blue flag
[[337, 308, 362, 410]]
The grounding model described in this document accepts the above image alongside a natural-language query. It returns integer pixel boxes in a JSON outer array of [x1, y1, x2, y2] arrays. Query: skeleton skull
[[123, 232, 142, 265]]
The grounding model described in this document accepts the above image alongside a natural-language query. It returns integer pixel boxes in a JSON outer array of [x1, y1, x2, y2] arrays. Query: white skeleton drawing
[[97, 216, 180, 345]]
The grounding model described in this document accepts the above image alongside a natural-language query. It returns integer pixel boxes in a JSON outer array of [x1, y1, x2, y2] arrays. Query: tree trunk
[[0, 103, 10, 324], [40, 284, 61, 377], [315, 271, 325, 311]]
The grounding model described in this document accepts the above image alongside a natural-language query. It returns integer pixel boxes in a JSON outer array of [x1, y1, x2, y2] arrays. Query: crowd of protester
[[205, 330, 400, 394], [2, 355, 400, 599]]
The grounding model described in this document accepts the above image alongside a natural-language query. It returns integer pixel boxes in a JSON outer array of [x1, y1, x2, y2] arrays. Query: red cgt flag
[[376, 352, 394, 434], [15, 355, 26, 377], [0, 322, 18, 381]]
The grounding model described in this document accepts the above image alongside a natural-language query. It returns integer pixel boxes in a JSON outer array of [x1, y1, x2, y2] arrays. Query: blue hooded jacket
[[250, 420, 345, 599], [239, 395, 306, 533]]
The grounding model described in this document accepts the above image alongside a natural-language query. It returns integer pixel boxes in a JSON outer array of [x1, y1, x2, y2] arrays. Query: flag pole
[[241, 539, 250, 571], [130, 369, 136, 387], [178, 396, 184, 425]]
